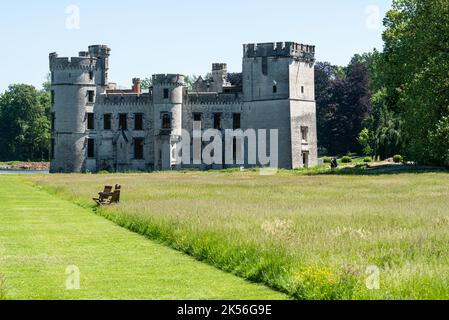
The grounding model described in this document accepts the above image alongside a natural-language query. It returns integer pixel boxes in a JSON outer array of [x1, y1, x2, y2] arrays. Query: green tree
[[376, 0, 449, 165], [0, 84, 51, 161], [140, 78, 152, 90]]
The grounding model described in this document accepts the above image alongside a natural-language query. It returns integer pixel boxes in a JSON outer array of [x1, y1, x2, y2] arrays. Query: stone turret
[[152, 74, 186, 170], [242, 42, 316, 102], [49, 45, 111, 173]]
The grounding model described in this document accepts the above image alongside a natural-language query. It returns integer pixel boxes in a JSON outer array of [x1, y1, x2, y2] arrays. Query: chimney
[[132, 78, 141, 94]]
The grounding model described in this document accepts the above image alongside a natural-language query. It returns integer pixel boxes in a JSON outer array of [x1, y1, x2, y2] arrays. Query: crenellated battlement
[[243, 42, 315, 62], [88, 45, 111, 58], [97, 93, 152, 106], [49, 53, 97, 71], [152, 74, 185, 86], [212, 63, 227, 71], [187, 92, 242, 105]]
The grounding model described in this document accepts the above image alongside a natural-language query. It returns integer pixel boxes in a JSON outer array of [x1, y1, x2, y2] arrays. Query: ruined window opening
[[134, 138, 144, 160], [163, 88, 169, 99], [134, 113, 143, 131], [301, 86, 305, 94], [89, 71, 94, 80], [302, 152, 309, 168], [262, 56, 268, 76], [51, 90, 55, 105], [51, 112, 55, 132], [214, 113, 222, 130], [87, 113, 95, 130], [51, 139, 55, 159], [233, 137, 237, 161], [87, 138, 95, 158], [119, 113, 127, 130], [233, 113, 241, 130], [162, 113, 171, 130], [193, 113, 202, 122], [273, 85, 277, 93], [51, 72, 54, 82], [301, 126, 309, 143], [87, 90, 95, 103], [104, 114, 111, 130]]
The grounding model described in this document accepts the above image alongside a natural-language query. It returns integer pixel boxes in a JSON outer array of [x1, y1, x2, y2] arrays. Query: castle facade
[[49, 42, 317, 173]]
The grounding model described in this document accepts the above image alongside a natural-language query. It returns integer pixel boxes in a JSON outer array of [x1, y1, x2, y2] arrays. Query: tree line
[[0, 0, 447, 165], [0, 80, 51, 162], [316, 0, 448, 166]]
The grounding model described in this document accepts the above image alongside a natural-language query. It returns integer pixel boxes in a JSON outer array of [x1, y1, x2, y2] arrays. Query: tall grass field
[[31, 170, 449, 299]]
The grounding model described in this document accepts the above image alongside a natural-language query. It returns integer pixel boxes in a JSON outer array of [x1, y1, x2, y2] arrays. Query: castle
[[49, 42, 318, 173]]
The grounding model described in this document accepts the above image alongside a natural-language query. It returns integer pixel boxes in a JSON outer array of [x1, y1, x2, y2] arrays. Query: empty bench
[[93, 184, 121, 206]]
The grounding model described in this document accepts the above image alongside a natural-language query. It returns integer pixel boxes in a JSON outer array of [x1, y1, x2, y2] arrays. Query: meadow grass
[[0, 175, 286, 300], [30, 169, 449, 299]]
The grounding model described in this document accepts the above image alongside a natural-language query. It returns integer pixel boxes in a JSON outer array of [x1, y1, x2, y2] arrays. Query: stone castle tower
[[49, 45, 110, 172], [49, 42, 317, 173]]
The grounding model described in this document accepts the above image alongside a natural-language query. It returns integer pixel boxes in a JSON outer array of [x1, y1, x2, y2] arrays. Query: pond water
[[0, 170, 49, 175]]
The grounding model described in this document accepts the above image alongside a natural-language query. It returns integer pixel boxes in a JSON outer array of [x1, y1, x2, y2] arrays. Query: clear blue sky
[[0, 0, 391, 92]]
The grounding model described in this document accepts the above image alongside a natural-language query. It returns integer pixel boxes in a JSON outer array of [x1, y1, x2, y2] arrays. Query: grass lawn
[[0, 175, 286, 300], [30, 169, 449, 300]]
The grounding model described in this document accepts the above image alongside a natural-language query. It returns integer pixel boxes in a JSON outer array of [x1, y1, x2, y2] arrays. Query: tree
[[374, 0, 449, 165], [140, 78, 152, 90], [315, 55, 373, 155], [0, 84, 51, 161]]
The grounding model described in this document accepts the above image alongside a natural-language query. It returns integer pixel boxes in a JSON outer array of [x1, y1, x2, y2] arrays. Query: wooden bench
[[93, 185, 121, 206]]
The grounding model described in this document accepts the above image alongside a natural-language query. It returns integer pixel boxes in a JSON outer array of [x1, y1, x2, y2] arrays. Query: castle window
[[89, 71, 94, 81], [273, 85, 277, 93], [301, 86, 305, 94], [162, 113, 171, 130], [213, 113, 222, 130], [163, 88, 169, 99], [51, 112, 55, 132], [51, 139, 55, 159], [51, 72, 54, 82], [87, 113, 95, 130], [134, 113, 143, 131], [301, 126, 309, 143], [104, 114, 111, 130], [87, 138, 95, 158], [193, 113, 202, 122], [51, 90, 55, 105], [87, 90, 95, 103], [233, 138, 237, 161], [134, 138, 144, 160], [302, 152, 309, 168], [119, 113, 128, 130], [262, 56, 268, 76], [233, 113, 241, 130]]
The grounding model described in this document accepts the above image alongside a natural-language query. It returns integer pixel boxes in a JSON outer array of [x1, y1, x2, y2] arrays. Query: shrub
[[393, 155, 403, 163], [363, 157, 372, 163], [323, 157, 332, 163], [341, 156, 353, 163]]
